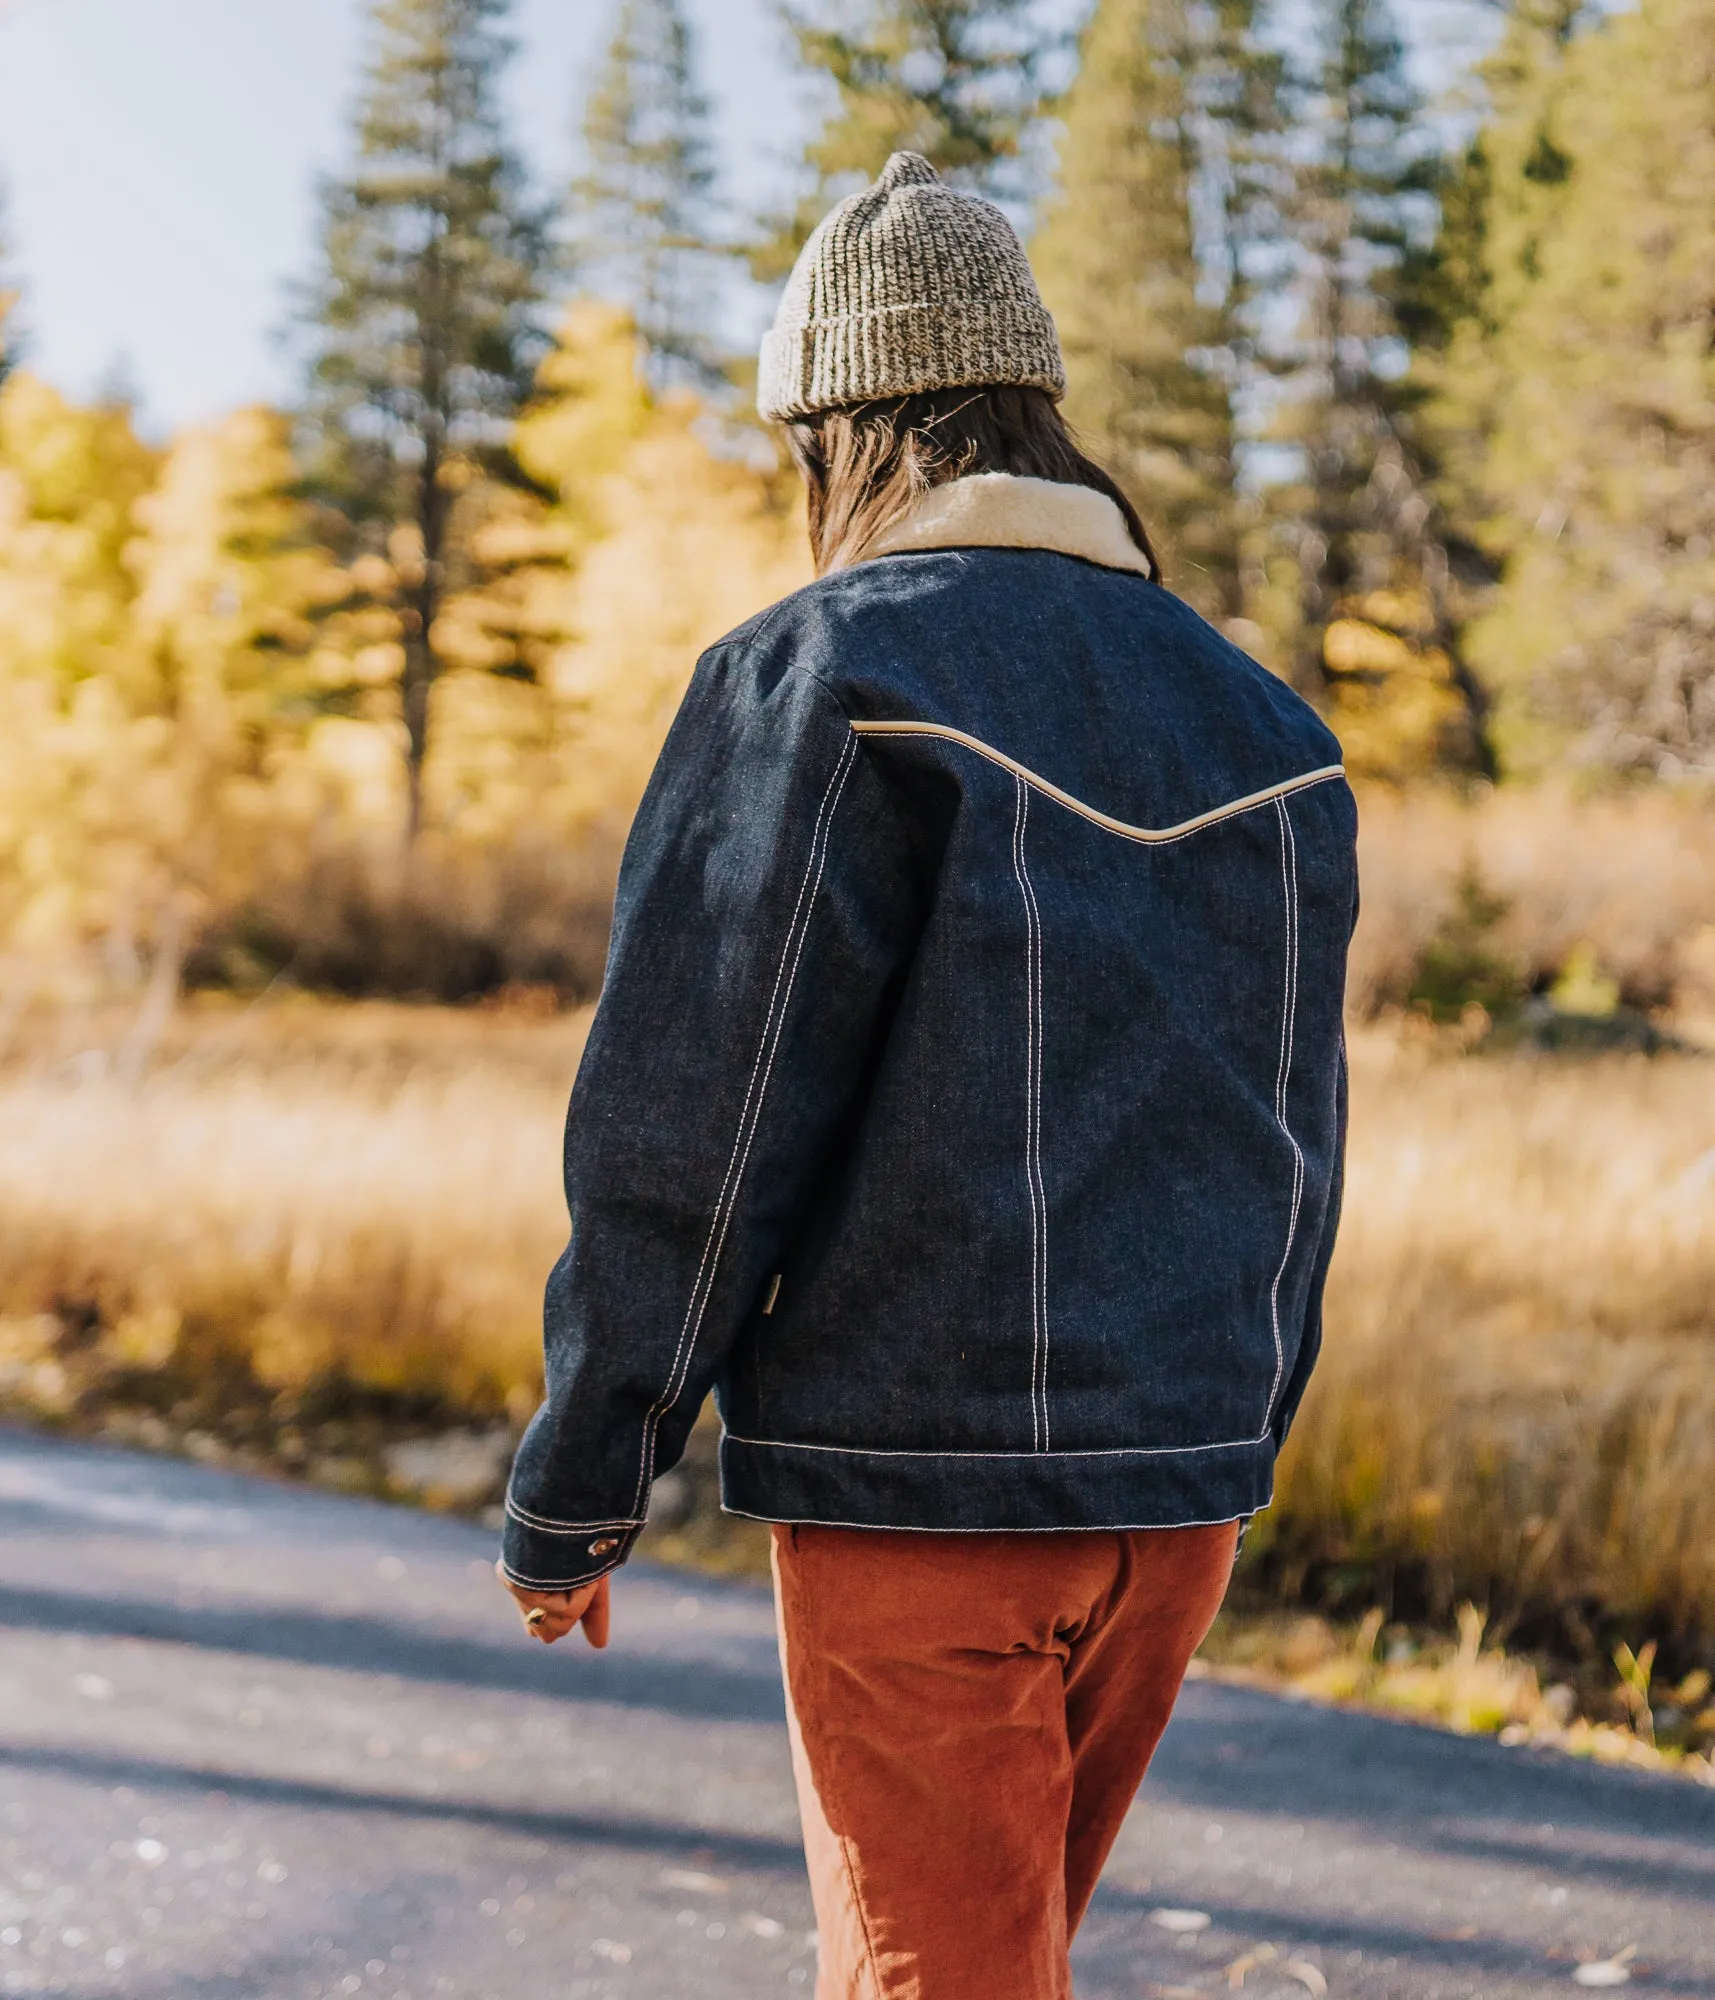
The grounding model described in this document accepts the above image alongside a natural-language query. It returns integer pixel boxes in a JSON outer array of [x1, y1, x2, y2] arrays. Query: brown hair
[[783, 385, 1159, 581]]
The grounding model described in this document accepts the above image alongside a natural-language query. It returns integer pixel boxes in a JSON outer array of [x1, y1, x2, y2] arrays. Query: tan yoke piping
[[850, 720, 1345, 845]]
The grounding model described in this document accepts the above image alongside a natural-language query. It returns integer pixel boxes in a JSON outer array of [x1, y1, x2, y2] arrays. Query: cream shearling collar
[[857, 472, 1153, 578]]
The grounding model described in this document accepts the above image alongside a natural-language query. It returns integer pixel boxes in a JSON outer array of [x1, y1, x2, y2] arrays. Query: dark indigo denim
[[502, 547, 1358, 1590]]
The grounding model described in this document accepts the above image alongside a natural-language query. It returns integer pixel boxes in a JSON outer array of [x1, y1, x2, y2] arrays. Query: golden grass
[[0, 996, 1712, 1656], [1197, 1606, 1715, 1779], [0, 999, 586, 1419], [1267, 1028, 1715, 1642]]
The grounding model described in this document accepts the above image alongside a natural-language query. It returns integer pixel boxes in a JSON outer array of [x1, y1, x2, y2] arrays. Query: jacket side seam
[[1011, 775, 1050, 1451], [630, 732, 860, 1518], [851, 721, 1344, 844], [1263, 798, 1306, 1428]]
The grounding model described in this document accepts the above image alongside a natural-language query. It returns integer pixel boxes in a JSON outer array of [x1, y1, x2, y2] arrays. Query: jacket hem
[[719, 1430, 1274, 1531]]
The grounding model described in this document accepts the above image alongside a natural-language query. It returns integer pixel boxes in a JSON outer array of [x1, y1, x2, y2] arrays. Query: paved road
[[1, 1429, 1711, 2000]]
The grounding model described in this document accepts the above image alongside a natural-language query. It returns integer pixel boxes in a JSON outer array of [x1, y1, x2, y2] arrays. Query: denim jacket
[[502, 474, 1358, 1591]]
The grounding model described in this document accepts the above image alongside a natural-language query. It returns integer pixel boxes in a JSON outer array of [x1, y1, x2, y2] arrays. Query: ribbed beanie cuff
[[758, 153, 1066, 423]]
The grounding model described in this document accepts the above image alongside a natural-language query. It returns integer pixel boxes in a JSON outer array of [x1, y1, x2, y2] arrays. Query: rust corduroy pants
[[771, 1521, 1239, 2000]]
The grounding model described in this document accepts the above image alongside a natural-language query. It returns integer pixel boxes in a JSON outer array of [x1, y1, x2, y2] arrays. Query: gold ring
[[525, 1607, 547, 1628]]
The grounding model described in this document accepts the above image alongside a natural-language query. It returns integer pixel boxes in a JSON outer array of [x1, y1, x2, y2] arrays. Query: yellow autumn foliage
[[0, 374, 156, 689], [527, 357, 810, 828], [0, 376, 164, 953], [1319, 591, 1477, 784], [0, 306, 809, 979], [420, 303, 809, 843]]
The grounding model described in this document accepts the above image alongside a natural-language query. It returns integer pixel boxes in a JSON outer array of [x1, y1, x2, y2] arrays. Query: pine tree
[[1033, 0, 1269, 621], [298, 0, 550, 838], [1270, 0, 1494, 775], [574, 0, 721, 388], [1396, 0, 1592, 765], [1280, 0, 1431, 658], [1402, 2, 1595, 442], [757, 0, 1050, 279], [1454, 0, 1715, 774]]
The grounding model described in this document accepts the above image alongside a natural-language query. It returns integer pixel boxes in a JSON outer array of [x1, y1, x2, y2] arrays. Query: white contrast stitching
[[501, 1565, 623, 1589], [1025, 783, 1049, 1450], [1011, 775, 1050, 1452], [632, 734, 857, 1514], [1263, 798, 1306, 1429], [630, 733, 859, 1517], [721, 1431, 1268, 1459], [504, 1498, 641, 1531], [504, 1497, 643, 1534], [1262, 798, 1293, 1414], [851, 721, 1344, 844], [681, 743, 858, 1419]]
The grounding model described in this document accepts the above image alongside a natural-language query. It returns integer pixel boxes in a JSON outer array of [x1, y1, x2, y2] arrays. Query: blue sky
[[0, 0, 1506, 437], [0, 0, 803, 433]]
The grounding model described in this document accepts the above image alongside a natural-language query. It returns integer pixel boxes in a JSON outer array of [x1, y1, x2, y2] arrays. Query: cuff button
[[589, 1536, 620, 1557]]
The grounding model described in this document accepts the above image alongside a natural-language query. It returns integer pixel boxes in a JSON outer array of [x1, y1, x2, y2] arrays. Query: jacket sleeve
[[501, 640, 920, 1591]]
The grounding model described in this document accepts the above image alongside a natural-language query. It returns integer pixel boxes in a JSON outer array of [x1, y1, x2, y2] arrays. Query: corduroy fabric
[[758, 152, 1066, 422], [772, 1520, 1241, 1998]]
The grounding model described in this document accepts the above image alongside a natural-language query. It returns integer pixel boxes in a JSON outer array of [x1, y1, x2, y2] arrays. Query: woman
[[500, 152, 1357, 2000]]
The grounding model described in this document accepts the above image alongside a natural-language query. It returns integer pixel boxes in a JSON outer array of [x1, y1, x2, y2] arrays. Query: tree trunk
[[403, 427, 448, 845], [402, 624, 435, 844]]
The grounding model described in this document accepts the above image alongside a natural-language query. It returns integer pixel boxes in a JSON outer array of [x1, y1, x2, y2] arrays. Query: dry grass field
[[1271, 1029, 1715, 1650], [0, 999, 578, 1426], [2, 986, 1712, 1679]]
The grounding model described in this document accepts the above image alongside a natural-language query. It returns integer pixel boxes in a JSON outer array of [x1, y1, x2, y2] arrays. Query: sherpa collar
[[857, 471, 1153, 578]]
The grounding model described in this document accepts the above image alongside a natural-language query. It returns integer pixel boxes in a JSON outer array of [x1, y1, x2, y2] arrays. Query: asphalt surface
[[1, 1428, 1711, 2000]]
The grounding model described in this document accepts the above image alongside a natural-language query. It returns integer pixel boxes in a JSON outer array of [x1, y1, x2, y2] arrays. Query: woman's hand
[[497, 1563, 612, 1649]]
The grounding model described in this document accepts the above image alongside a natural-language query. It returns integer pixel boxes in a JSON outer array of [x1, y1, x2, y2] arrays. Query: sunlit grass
[[0, 996, 1712, 1656], [0, 1000, 584, 1421], [1269, 1028, 1715, 1642]]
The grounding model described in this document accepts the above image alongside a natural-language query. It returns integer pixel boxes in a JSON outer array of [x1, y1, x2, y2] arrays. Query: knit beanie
[[757, 151, 1067, 424]]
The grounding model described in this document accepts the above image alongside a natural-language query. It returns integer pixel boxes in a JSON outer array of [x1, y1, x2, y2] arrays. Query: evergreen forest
[[1, 0, 1711, 997]]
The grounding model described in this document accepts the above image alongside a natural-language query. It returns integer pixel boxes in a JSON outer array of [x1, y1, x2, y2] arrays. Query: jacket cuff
[[499, 1494, 643, 1592]]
